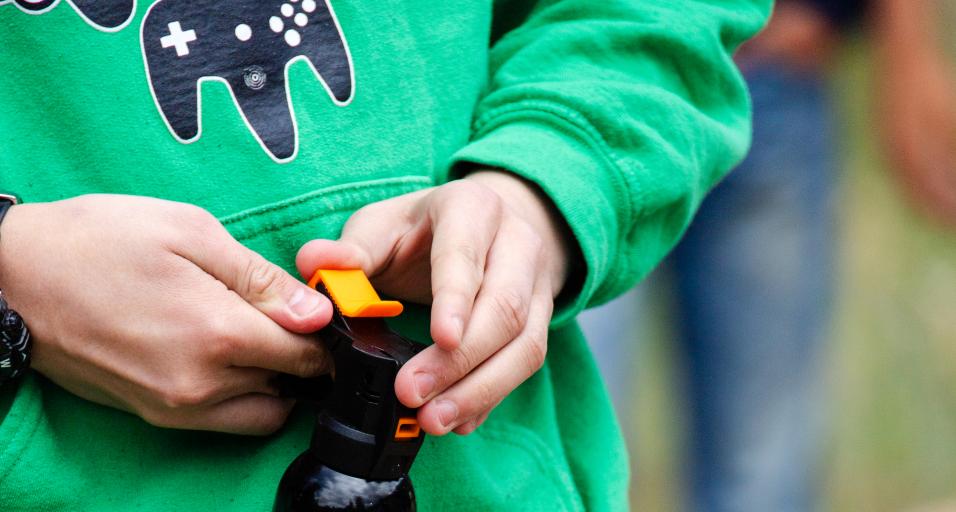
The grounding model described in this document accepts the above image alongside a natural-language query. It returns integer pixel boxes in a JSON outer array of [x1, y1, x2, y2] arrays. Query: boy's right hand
[[0, 194, 332, 435]]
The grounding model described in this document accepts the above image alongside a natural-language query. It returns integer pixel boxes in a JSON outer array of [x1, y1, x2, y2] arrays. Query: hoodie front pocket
[[222, 175, 433, 269]]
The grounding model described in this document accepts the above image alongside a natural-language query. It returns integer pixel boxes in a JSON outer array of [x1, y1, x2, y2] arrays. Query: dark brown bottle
[[274, 452, 415, 511]]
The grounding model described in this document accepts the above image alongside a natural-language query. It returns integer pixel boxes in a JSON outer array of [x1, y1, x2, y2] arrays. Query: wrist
[[0, 202, 27, 290], [463, 169, 574, 295]]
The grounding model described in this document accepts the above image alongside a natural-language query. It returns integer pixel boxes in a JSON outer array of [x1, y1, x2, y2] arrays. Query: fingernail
[[414, 372, 436, 401], [288, 288, 324, 318], [435, 399, 459, 428]]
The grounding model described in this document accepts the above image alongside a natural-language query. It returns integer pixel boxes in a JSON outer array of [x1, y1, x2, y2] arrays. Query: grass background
[[614, 35, 956, 512]]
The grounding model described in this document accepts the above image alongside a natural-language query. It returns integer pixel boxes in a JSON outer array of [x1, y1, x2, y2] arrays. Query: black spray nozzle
[[274, 270, 426, 512], [309, 283, 425, 480]]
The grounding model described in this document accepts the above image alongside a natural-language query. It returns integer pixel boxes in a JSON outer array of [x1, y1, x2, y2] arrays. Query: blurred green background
[[620, 36, 956, 512]]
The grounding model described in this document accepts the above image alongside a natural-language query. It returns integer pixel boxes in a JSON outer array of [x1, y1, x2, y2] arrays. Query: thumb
[[295, 239, 370, 281], [297, 193, 433, 302], [295, 197, 419, 281], [184, 226, 332, 334]]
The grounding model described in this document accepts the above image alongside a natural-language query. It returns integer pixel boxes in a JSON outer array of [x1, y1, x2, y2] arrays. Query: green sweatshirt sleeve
[[448, 0, 772, 324]]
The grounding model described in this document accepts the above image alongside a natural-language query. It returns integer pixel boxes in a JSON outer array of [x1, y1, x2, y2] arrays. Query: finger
[[200, 367, 281, 403], [189, 394, 296, 435], [217, 307, 331, 378], [336, 194, 435, 302], [453, 410, 491, 436], [427, 182, 502, 350], [137, 367, 282, 415], [394, 220, 539, 408], [50, 352, 291, 435], [295, 239, 370, 280], [297, 195, 433, 303], [180, 214, 332, 334], [337, 192, 428, 275], [417, 280, 553, 435]]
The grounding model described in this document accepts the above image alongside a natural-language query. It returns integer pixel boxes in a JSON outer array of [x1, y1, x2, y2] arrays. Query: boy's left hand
[[296, 170, 573, 435]]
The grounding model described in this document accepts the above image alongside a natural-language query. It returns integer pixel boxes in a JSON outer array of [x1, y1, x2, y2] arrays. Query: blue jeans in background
[[579, 63, 836, 512]]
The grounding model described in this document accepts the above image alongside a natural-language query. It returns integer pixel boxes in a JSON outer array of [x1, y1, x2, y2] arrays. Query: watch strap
[[0, 194, 30, 384], [0, 194, 18, 242], [0, 295, 31, 381]]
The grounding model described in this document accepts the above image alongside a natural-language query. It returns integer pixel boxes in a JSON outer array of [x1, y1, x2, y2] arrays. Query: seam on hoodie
[[223, 176, 433, 242], [0, 375, 45, 486], [221, 176, 433, 226]]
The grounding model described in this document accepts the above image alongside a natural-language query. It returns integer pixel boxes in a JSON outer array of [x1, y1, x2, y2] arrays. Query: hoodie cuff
[[449, 109, 630, 326]]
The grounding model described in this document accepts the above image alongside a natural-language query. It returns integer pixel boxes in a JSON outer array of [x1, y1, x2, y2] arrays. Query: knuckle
[[430, 348, 474, 388], [158, 376, 214, 409], [448, 346, 477, 377], [168, 205, 222, 249], [434, 242, 483, 274], [201, 314, 242, 360], [523, 333, 548, 372], [457, 242, 483, 270], [179, 204, 220, 232], [444, 180, 501, 213], [472, 380, 498, 413], [240, 258, 284, 299], [432, 282, 468, 303], [490, 288, 528, 337], [428, 357, 458, 390], [293, 345, 328, 377]]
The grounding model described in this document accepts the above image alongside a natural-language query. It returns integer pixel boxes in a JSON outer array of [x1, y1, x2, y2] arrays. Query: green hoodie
[[0, 0, 770, 509]]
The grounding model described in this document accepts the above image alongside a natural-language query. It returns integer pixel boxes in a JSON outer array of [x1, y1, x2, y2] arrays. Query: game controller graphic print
[[142, 0, 354, 162], [0, 0, 136, 31]]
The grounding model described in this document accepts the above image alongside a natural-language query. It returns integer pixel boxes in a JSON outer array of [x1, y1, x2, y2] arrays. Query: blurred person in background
[[581, 1, 956, 511]]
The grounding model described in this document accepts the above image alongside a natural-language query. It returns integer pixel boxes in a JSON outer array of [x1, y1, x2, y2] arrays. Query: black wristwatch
[[0, 194, 31, 385]]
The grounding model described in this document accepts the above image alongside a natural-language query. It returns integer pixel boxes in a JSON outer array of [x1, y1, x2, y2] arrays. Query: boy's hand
[[296, 170, 573, 435], [0, 195, 333, 435]]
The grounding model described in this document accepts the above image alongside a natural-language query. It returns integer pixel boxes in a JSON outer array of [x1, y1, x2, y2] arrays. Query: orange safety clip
[[308, 269, 404, 318]]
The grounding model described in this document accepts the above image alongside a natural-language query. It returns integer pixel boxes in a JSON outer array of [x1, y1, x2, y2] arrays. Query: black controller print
[[142, 0, 354, 162], [1, 0, 135, 31]]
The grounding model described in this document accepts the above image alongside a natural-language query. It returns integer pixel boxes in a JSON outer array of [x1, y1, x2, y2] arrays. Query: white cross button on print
[[161, 21, 197, 57]]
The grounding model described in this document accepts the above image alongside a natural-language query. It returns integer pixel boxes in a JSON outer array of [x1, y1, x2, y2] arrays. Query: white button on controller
[[235, 23, 252, 42], [269, 16, 284, 33], [285, 29, 301, 47]]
